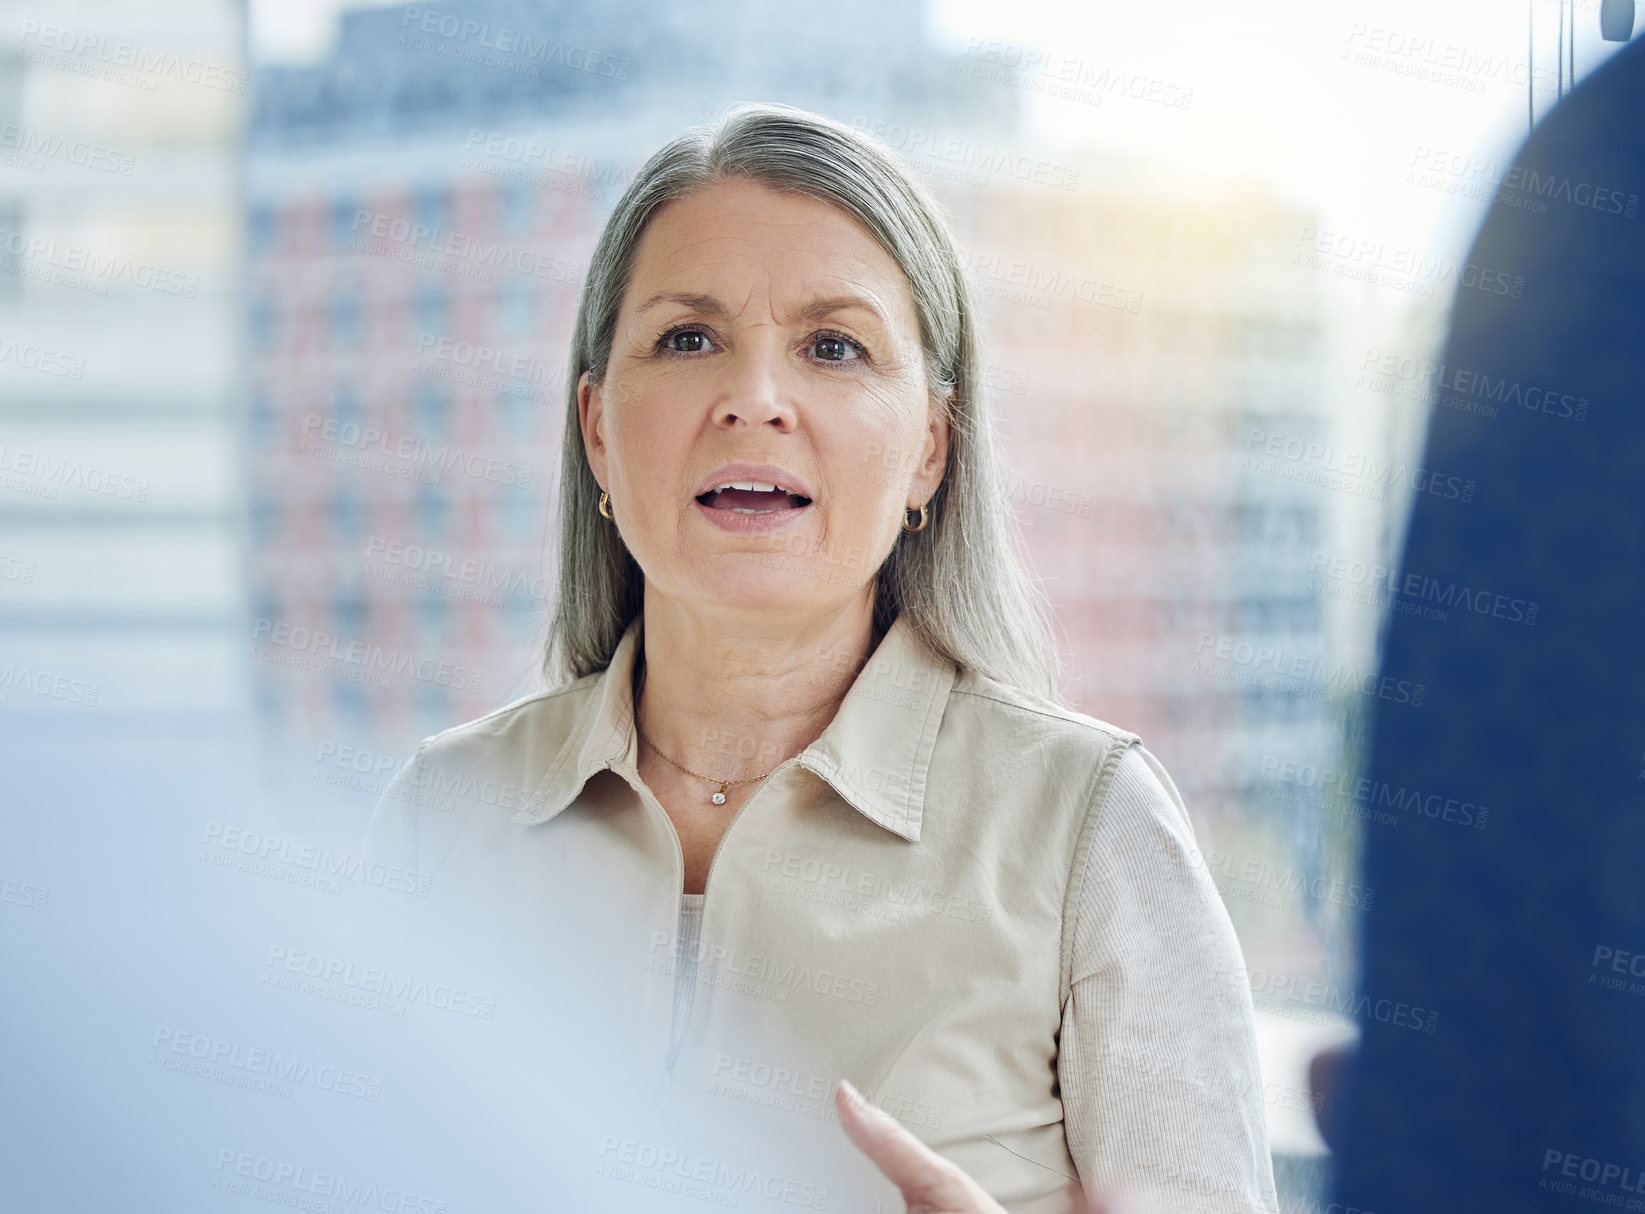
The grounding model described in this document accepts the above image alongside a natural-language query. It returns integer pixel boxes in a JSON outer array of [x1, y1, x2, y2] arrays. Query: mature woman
[[364, 102, 1277, 1214]]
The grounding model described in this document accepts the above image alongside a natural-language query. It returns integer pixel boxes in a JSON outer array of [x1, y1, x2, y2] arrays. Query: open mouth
[[696, 481, 813, 515]]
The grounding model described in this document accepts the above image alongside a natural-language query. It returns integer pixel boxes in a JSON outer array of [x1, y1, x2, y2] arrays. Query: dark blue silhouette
[[1331, 33, 1645, 1214]]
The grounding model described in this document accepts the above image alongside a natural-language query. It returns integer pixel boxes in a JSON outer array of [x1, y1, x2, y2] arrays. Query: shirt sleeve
[[1058, 743, 1280, 1214]]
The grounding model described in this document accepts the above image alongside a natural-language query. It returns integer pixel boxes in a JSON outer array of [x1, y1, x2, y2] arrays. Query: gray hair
[[546, 100, 1065, 703]]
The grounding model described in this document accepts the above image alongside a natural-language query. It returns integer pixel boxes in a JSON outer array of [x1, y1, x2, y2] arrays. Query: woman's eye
[[811, 333, 864, 362], [660, 328, 716, 354]]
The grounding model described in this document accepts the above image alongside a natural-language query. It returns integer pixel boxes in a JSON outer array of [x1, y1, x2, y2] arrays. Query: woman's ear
[[915, 387, 955, 498], [578, 369, 608, 487]]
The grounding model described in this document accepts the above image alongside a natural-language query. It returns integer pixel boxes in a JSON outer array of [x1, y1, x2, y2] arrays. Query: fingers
[[1061, 1179, 1109, 1214], [834, 1079, 1007, 1214]]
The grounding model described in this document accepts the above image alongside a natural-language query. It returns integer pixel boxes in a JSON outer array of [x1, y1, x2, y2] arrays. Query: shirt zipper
[[642, 758, 797, 1079], [629, 756, 799, 907], [696, 757, 798, 907]]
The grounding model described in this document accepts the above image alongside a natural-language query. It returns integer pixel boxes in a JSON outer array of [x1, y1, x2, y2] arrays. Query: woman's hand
[[833, 1080, 1012, 1214], [834, 1080, 1164, 1214]]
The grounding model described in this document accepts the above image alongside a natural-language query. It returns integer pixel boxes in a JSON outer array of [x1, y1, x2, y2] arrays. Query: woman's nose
[[711, 340, 798, 430]]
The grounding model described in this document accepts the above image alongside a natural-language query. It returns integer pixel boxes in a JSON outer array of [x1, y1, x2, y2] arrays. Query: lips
[[696, 479, 813, 515]]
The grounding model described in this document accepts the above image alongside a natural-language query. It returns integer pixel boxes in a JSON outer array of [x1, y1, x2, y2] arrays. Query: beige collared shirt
[[358, 610, 1279, 1214]]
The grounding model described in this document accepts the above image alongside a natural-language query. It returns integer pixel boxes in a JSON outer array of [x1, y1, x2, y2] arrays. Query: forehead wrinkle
[[649, 202, 895, 284], [630, 208, 915, 350], [639, 259, 900, 330]]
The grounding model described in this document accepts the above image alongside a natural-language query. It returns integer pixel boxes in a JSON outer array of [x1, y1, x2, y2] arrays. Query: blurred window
[[333, 590, 367, 636], [499, 181, 533, 234], [248, 203, 278, 253], [412, 187, 447, 234], [413, 483, 448, 536], [333, 485, 363, 540], [413, 283, 447, 335], [249, 493, 279, 543], [415, 680, 449, 735], [412, 379, 448, 435], [331, 199, 359, 248], [332, 295, 361, 349], [333, 679, 370, 729], [247, 299, 276, 352], [497, 278, 534, 335]]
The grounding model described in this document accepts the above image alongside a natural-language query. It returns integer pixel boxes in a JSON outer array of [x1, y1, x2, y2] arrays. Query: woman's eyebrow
[[788, 294, 888, 328], [633, 290, 726, 319], [632, 290, 889, 329]]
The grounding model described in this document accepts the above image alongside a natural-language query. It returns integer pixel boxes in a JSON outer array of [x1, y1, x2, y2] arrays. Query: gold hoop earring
[[901, 503, 929, 533], [598, 490, 615, 520]]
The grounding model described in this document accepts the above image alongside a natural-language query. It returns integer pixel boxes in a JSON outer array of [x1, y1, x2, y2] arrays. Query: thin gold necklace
[[634, 722, 777, 806], [632, 657, 779, 805]]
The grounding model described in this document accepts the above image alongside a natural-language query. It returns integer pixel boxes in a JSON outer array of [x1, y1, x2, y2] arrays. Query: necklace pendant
[[711, 789, 727, 805]]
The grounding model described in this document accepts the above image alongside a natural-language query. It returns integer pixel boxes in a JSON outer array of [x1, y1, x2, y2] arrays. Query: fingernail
[[837, 1078, 867, 1110]]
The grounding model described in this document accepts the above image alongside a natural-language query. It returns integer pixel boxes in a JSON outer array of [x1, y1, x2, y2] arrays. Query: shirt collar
[[511, 610, 956, 842]]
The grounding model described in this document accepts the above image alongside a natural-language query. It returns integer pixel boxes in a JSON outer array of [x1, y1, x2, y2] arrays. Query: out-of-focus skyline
[[251, 0, 1633, 264]]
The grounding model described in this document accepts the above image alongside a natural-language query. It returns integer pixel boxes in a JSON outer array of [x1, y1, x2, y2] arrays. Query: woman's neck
[[631, 595, 885, 784]]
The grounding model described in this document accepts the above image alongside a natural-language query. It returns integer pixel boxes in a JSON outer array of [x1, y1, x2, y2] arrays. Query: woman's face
[[579, 176, 950, 625]]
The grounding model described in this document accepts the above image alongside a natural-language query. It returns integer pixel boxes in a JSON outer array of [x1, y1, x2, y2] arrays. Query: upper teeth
[[714, 481, 799, 495]]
